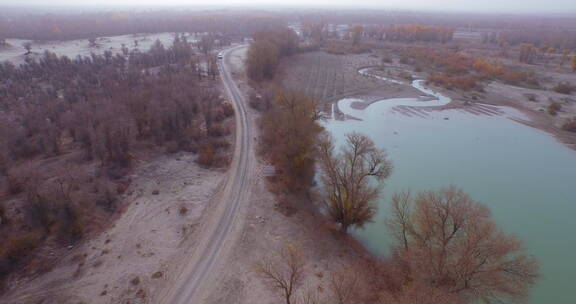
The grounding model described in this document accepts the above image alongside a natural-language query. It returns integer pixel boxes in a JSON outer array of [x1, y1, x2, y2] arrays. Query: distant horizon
[[0, 5, 575, 17], [0, 0, 575, 15]]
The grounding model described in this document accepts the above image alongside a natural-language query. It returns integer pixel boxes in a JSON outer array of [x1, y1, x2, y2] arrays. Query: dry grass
[[279, 51, 381, 108]]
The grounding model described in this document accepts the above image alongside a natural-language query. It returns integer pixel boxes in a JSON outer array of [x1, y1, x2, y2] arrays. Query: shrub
[[95, 182, 117, 212], [221, 103, 234, 118], [403, 47, 537, 87], [399, 55, 411, 64], [179, 206, 188, 215], [554, 82, 574, 95], [196, 144, 216, 167], [213, 103, 235, 122], [0, 232, 41, 265], [562, 118, 576, 132], [6, 173, 26, 195], [398, 71, 413, 81], [547, 102, 561, 116], [249, 93, 265, 111], [525, 93, 537, 102], [211, 139, 231, 150], [208, 124, 229, 138], [0, 204, 5, 226], [131, 276, 140, 285], [428, 74, 482, 91]]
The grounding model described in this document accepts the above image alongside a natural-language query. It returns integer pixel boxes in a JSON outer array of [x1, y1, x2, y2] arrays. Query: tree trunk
[[340, 223, 349, 234]]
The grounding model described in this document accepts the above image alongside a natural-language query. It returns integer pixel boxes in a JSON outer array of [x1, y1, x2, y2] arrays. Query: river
[[324, 68, 576, 304]]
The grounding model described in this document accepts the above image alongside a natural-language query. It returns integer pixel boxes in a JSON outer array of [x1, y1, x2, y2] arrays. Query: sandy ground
[[1, 152, 226, 304]]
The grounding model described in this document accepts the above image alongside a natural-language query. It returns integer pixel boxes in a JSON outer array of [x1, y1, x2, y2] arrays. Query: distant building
[[453, 30, 483, 43]]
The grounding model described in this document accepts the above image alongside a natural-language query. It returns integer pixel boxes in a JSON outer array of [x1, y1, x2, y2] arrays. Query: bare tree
[[351, 25, 364, 46], [379, 281, 460, 304], [255, 244, 305, 304], [329, 269, 362, 304], [206, 54, 218, 80], [88, 36, 98, 47], [199, 34, 214, 55], [300, 290, 324, 304], [23, 42, 32, 55], [319, 132, 392, 233], [387, 186, 540, 304]]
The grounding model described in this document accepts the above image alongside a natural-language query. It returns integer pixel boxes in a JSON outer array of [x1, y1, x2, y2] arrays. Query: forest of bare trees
[[0, 36, 233, 291]]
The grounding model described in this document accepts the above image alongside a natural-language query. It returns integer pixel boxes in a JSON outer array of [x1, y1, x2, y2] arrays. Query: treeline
[[0, 10, 283, 41], [489, 30, 576, 50], [296, 10, 576, 32], [365, 24, 454, 43], [398, 47, 538, 91], [246, 28, 299, 82], [0, 37, 233, 289]]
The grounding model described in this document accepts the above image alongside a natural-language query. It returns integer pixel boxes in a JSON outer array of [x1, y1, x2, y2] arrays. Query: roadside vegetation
[[247, 28, 299, 81], [0, 35, 233, 291], [259, 89, 324, 193]]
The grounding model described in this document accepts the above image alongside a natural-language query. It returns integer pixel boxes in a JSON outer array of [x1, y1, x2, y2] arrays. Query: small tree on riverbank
[[319, 132, 393, 233], [255, 244, 305, 304]]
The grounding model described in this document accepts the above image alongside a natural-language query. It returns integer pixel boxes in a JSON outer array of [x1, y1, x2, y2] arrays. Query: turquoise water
[[324, 88, 576, 303]]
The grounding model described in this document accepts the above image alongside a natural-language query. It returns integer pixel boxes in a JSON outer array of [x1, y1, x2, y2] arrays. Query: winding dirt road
[[159, 44, 254, 304]]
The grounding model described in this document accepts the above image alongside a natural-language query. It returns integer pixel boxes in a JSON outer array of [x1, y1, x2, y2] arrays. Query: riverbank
[[336, 66, 576, 151], [324, 73, 576, 304]]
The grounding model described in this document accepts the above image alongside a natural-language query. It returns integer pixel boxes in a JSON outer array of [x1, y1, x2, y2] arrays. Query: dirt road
[[159, 44, 254, 304]]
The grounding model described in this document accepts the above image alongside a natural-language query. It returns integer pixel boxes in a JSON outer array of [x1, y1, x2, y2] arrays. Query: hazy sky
[[1, 0, 575, 14]]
